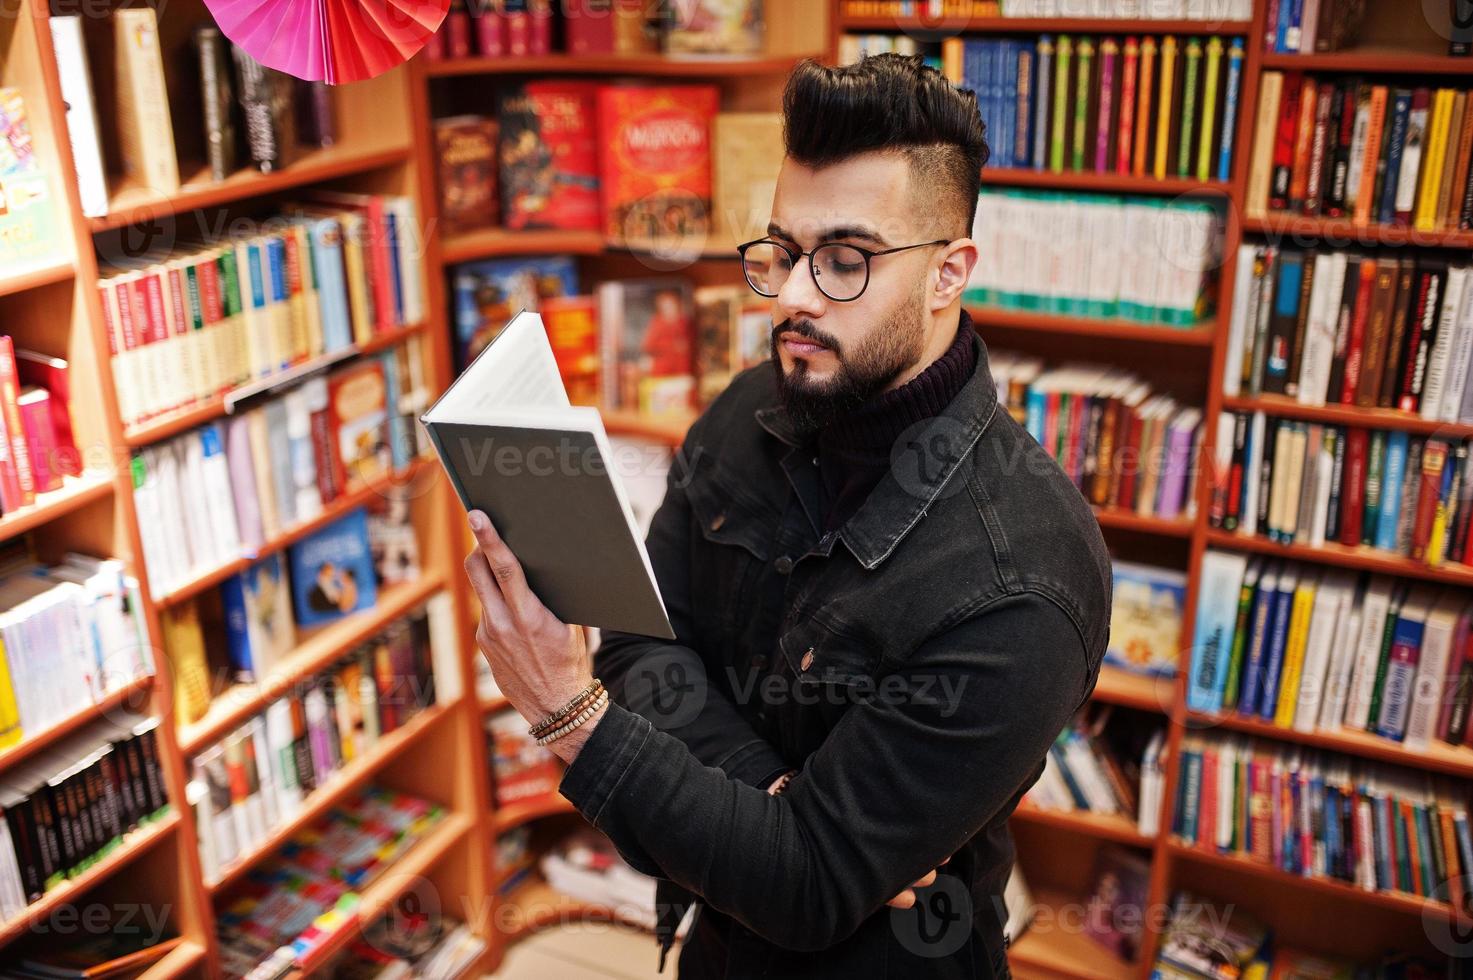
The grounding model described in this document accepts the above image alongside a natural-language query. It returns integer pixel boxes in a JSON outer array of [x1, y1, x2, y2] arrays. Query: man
[[464, 53, 1113, 979]]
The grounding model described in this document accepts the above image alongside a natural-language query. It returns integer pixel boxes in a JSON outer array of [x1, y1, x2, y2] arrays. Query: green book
[[1365, 584, 1406, 735], [1197, 37, 1225, 182], [1178, 38, 1203, 178], [1050, 35, 1071, 173], [1221, 557, 1260, 712], [1072, 38, 1094, 172], [1363, 428, 1387, 545]]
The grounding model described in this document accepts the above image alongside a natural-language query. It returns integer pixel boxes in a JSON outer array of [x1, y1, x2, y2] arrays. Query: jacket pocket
[[684, 453, 776, 643], [777, 608, 883, 691]]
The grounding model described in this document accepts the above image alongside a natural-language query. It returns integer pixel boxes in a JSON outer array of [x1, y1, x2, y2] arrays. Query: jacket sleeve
[[560, 589, 1097, 953], [593, 416, 791, 793]]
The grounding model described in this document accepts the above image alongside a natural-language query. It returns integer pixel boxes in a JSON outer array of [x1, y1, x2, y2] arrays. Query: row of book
[[101, 193, 427, 431], [0, 713, 170, 918], [1024, 703, 1167, 834], [944, 35, 1244, 182], [1172, 732, 1473, 906], [0, 340, 82, 515], [0, 553, 153, 752], [131, 348, 427, 599], [188, 608, 439, 884], [335, 919, 485, 980], [49, 12, 339, 216], [1223, 248, 1473, 420], [428, 0, 767, 59], [835, 34, 930, 67], [990, 350, 1204, 519], [1261, 0, 1367, 54], [1193, 553, 1473, 752], [1209, 412, 1473, 566], [840, 0, 1255, 16], [454, 256, 771, 414], [486, 709, 563, 808], [965, 190, 1221, 325], [434, 84, 761, 250], [214, 787, 445, 978], [1246, 74, 1473, 230]]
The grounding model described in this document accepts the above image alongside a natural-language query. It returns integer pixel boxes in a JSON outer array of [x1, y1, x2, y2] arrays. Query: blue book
[[1263, 254, 1303, 396], [267, 237, 290, 370], [1378, 89, 1414, 225], [1238, 561, 1279, 717], [1000, 42, 1020, 169], [1275, 0, 1292, 51], [220, 553, 294, 683], [450, 256, 578, 370], [288, 507, 379, 627], [1374, 430, 1409, 551], [378, 350, 410, 471], [1024, 387, 1047, 444], [1014, 43, 1033, 169], [1257, 567, 1299, 721], [298, 215, 352, 351], [975, 42, 995, 167], [1286, 0, 1305, 51], [1217, 41, 1245, 182], [385, 208, 404, 327], [1049, 740, 1090, 808], [1187, 551, 1248, 713], [1455, 812, 1473, 893], [1362, 429, 1388, 545]]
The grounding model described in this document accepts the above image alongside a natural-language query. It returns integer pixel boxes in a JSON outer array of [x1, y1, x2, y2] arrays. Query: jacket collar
[[754, 313, 999, 570]]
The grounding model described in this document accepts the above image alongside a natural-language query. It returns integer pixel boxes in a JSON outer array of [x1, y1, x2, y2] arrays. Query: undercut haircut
[[780, 53, 989, 240]]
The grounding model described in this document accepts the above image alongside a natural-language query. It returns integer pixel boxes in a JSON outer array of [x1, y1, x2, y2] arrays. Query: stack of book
[[0, 712, 171, 919], [334, 919, 486, 979], [0, 340, 84, 513], [835, 34, 928, 67], [1025, 703, 1167, 835], [214, 787, 445, 976], [966, 191, 1222, 327], [1246, 74, 1473, 229], [188, 610, 438, 881], [485, 709, 563, 809], [538, 829, 659, 930], [1193, 552, 1473, 750], [101, 194, 426, 431], [130, 345, 427, 597], [1261, 0, 1369, 54], [1222, 247, 1473, 416], [0, 554, 153, 747], [988, 350, 1203, 520], [1208, 412, 1473, 566], [944, 34, 1245, 181], [1172, 731, 1473, 905], [48, 11, 342, 218]]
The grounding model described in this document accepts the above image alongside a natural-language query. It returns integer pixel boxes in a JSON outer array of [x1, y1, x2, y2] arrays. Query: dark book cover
[[1401, 261, 1447, 413], [230, 44, 297, 173], [1454, 0, 1473, 55], [195, 23, 238, 181], [1377, 88, 1414, 225], [1304, 83, 1334, 215], [1357, 256, 1401, 408], [435, 115, 499, 234], [1285, 247, 1317, 396], [1377, 259, 1418, 408], [1261, 249, 1305, 396], [294, 79, 336, 149]]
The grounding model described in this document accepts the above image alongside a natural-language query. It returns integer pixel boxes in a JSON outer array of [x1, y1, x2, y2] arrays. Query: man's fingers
[[463, 547, 512, 631], [912, 869, 938, 889], [886, 889, 916, 909], [469, 511, 536, 619]]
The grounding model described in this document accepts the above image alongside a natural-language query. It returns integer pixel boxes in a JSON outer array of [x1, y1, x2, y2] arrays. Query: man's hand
[[463, 510, 605, 762], [885, 857, 950, 909]]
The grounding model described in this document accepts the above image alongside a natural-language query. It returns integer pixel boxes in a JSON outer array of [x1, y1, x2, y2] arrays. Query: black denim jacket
[[560, 322, 1113, 979]]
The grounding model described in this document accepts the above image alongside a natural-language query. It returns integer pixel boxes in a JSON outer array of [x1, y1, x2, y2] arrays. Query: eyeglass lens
[[742, 242, 870, 301]]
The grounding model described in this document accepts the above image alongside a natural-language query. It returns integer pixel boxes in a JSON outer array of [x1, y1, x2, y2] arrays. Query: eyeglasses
[[736, 238, 950, 303]]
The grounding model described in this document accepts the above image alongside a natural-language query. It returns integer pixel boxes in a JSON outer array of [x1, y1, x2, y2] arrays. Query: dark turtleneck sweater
[[816, 312, 978, 535]]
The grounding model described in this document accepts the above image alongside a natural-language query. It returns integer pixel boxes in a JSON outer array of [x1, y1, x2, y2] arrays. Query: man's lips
[[780, 332, 829, 356]]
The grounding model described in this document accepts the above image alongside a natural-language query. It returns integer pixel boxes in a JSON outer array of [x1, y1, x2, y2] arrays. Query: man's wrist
[[546, 699, 610, 764]]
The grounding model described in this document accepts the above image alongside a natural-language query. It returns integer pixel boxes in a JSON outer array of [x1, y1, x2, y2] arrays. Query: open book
[[422, 310, 674, 639]]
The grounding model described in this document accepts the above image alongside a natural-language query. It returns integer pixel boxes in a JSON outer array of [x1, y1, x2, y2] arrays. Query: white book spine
[[1223, 244, 1257, 396], [1422, 266, 1467, 420], [1438, 268, 1473, 421], [1345, 580, 1394, 730], [47, 17, 109, 218]]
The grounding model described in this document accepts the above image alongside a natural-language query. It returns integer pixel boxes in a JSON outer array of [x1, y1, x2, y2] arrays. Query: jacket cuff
[[559, 702, 652, 825]]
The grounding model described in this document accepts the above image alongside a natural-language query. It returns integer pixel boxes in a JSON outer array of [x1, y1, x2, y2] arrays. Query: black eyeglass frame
[[735, 237, 951, 302]]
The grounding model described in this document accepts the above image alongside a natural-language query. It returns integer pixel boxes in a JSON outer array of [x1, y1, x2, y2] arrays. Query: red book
[[473, 5, 505, 56], [1288, 78, 1319, 210], [1271, 74, 1305, 211], [1117, 408, 1146, 510], [446, 2, 472, 58], [15, 350, 81, 479], [500, 81, 602, 232], [16, 387, 58, 494], [1398, 270, 1435, 413], [528, 0, 552, 54], [1340, 428, 1369, 548], [1200, 746, 1218, 851], [196, 259, 229, 395], [164, 265, 196, 403], [308, 394, 342, 504], [1412, 440, 1448, 561], [1339, 259, 1378, 404], [1248, 756, 1272, 862], [563, 0, 614, 53], [1116, 38, 1139, 175], [504, 0, 530, 55], [308, 192, 396, 333], [0, 337, 35, 508], [597, 84, 719, 247]]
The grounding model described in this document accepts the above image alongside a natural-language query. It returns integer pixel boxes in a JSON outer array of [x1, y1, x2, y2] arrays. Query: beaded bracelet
[[528, 678, 604, 739], [536, 690, 609, 746]]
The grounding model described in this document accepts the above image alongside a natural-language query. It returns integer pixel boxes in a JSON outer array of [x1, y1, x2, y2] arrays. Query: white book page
[[427, 309, 570, 421]]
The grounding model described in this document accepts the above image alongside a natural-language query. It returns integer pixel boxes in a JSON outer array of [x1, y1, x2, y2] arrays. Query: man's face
[[763, 151, 937, 433]]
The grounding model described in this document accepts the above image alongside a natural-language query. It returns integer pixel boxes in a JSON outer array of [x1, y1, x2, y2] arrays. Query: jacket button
[[800, 648, 815, 671], [709, 513, 726, 531], [773, 556, 794, 575]]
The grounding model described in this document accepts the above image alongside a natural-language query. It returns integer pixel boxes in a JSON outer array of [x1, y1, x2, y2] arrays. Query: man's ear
[[930, 239, 979, 313]]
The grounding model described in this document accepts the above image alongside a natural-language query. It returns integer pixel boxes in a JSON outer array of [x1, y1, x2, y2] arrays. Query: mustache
[[772, 318, 844, 355]]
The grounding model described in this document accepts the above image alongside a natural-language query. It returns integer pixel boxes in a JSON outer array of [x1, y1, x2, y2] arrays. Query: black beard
[[769, 314, 919, 436]]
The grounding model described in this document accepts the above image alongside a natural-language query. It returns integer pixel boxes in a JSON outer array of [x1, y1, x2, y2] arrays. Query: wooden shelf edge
[[124, 323, 428, 448], [496, 875, 653, 946], [1259, 48, 1473, 74], [839, 15, 1252, 34], [1203, 529, 1473, 587], [206, 703, 451, 895], [155, 458, 435, 608], [1011, 804, 1156, 848], [1221, 392, 1473, 438], [982, 166, 1233, 196], [90, 145, 413, 231], [1166, 839, 1458, 921], [423, 52, 820, 78], [0, 812, 179, 949], [1091, 664, 1175, 714], [493, 793, 576, 835], [967, 305, 1218, 345], [601, 408, 696, 446], [140, 939, 208, 980], [1092, 506, 1195, 537], [1006, 885, 1139, 980], [289, 812, 474, 974], [437, 227, 741, 265], [0, 255, 74, 298], [1243, 213, 1473, 249], [0, 472, 115, 545], [0, 674, 155, 776], [178, 572, 447, 755]]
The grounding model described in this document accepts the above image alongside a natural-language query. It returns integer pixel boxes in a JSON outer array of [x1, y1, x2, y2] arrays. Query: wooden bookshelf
[[1202, 528, 1473, 587], [982, 166, 1234, 197], [0, 256, 72, 299], [0, 472, 113, 545], [1012, 804, 1155, 849], [966, 305, 1219, 346], [1091, 664, 1175, 715], [1220, 392, 1473, 439], [1242, 212, 1473, 249], [0, 673, 154, 775], [1007, 886, 1138, 980], [1259, 46, 1473, 74], [839, 15, 1253, 35], [494, 873, 653, 944], [494, 793, 577, 835], [425, 52, 823, 78], [138, 939, 208, 979]]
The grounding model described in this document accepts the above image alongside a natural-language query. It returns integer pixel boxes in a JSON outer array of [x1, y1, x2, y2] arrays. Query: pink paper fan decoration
[[205, 0, 449, 84]]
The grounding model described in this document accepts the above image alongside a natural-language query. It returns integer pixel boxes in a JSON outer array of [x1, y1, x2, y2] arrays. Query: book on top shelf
[[599, 85, 718, 248], [287, 507, 379, 627], [498, 82, 601, 232], [422, 309, 674, 638]]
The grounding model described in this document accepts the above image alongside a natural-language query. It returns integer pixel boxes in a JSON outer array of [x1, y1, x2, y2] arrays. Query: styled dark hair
[[781, 53, 989, 238]]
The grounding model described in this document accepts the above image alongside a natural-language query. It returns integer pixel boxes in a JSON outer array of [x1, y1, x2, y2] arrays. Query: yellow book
[[1153, 36, 1179, 180], [292, 224, 324, 358], [163, 602, 212, 727], [1415, 89, 1456, 231], [1247, 72, 1285, 216], [113, 8, 179, 194], [340, 213, 374, 345], [1133, 38, 1158, 177], [0, 637, 23, 750], [942, 37, 963, 85], [1197, 37, 1224, 183], [1273, 574, 1320, 728]]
